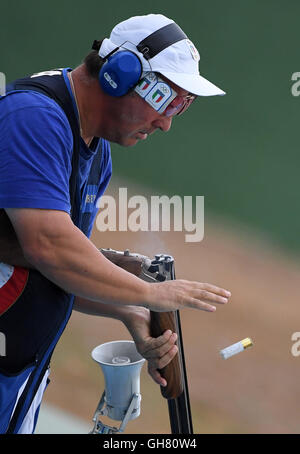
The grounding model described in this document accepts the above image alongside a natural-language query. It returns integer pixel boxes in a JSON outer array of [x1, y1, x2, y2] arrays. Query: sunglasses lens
[[164, 96, 195, 117], [164, 100, 185, 117], [176, 97, 195, 116]]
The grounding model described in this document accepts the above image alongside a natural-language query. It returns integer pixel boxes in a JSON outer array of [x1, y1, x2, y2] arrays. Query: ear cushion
[[99, 51, 142, 97]]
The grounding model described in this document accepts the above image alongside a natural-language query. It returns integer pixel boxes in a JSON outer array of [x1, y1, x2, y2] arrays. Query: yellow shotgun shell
[[220, 337, 254, 359]]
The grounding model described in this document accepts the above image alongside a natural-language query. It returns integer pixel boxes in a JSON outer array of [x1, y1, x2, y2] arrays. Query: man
[[0, 14, 230, 433]]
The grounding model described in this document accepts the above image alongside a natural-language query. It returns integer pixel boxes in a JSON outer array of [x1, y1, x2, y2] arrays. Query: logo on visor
[[152, 89, 165, 103], [138, 77, 152, 91], [145, 82, 173, 112], [135, 72, 157, 97]]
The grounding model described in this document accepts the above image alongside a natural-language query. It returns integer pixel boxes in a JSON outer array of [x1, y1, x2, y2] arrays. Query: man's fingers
[[148, 344, 178, 384], [185, 297, 217, 312], [149, 368, 167, 387], [140, 329, 173, 352], [141, 331, 178, 359], [193, 289, 229, 304], [149, 329, 173, 349], [199, 282, 231, 298], [180, 281, 231, 311]]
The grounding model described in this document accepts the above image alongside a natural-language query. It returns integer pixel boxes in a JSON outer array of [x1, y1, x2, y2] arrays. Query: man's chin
[[113, 132, 149, 147], [115, 136, 140, 147]]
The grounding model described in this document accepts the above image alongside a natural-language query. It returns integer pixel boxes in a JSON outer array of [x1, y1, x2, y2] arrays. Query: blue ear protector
[[98, 49, 142, 97], [94, 22, 188, 98]]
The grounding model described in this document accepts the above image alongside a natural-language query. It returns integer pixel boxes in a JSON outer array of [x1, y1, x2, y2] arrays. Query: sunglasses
[[164, 93, 195, 117], [134, 72, 196, 117]]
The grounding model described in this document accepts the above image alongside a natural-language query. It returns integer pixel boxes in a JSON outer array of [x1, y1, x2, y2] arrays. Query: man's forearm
[[73, 296, 150, 338], [73, 295, 137, 320]]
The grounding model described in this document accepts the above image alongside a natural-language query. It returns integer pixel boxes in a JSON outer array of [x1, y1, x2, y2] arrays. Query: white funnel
[[91, 340, 145, 421]]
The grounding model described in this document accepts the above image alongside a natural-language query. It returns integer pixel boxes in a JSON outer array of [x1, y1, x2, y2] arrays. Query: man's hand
[[121, 306, 178, 387], [145, 280, 230, 313]]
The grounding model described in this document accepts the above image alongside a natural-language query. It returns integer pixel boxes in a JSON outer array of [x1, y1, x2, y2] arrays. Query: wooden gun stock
[[150, 311, 183, 399]]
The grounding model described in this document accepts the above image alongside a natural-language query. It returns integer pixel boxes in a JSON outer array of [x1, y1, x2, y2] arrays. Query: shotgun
[[100, 248, 194, 434]]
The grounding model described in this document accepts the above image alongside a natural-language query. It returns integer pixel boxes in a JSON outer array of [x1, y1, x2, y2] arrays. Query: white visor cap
[[99, 14, 225, 97]]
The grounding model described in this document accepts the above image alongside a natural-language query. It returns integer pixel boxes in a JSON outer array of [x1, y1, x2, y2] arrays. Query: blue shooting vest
[[0, 71, 104, 433]]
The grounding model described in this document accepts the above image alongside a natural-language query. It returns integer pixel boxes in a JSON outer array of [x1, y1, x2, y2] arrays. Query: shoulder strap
[[10, 72, 80, 225]]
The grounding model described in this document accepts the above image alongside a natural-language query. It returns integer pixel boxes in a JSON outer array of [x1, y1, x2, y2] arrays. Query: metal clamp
[[90, 392, 140, 434]]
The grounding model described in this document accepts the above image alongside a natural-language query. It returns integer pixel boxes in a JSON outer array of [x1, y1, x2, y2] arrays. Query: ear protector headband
[[94, 22, 187, 97]]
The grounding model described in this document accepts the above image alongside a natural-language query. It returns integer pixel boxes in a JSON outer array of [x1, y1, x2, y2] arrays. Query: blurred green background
[[1, 0, 300, 254]]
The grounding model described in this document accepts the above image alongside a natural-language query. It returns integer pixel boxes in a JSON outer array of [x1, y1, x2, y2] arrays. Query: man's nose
[[152, 115, 173, 132]]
